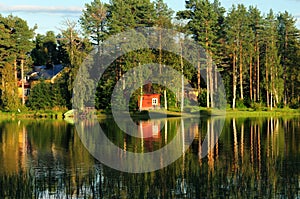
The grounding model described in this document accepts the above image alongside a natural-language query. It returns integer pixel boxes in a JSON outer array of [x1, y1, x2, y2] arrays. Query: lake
[[0, 116, 299, 198]]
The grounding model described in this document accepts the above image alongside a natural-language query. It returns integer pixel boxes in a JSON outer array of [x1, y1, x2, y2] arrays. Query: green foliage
[[0, 14, 35, 111], [0, 63, 21, 111], [27, 80, 68, 110], [80, 0, 108, 46], [235, 99, 247, 109], [107, 0, 156, 34], [27, 81, 52, 110], [31, 31, 61, 66], [177, 0, 220, 53], [198, 89, 207, 107], [1, 1, 300, 112], [250, 102, 264, 111], [290, 98, 300, 109]]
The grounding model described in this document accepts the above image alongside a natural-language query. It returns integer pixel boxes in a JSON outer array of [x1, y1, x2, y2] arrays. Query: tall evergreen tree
[[59, 19, 93, 110], [248, 6, 263, 102], [277, 11, 299, 107], [154, 0, 174, 109], [31, 31, 60, 66], [263, 10, 283, 109], [177, 0, 220, 108], [224, 5, 244, 109], [80, 0, 107, 47], [0, 15, 35, 109], [107, 0, 156, 34]]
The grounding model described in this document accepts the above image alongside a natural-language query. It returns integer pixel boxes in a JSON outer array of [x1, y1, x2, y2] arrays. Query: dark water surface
[[0, 117, 299, 198]]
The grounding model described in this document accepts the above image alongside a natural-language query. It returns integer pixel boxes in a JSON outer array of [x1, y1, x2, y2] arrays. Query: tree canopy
[[0, 0, 299, 111]]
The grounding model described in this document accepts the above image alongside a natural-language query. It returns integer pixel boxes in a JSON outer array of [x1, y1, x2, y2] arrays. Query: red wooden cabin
[[138, 94, 160, 110]]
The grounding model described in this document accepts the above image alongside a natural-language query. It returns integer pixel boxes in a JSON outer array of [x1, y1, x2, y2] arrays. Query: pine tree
[[31, 31, 60, 66], [59, 19, 93, 110], [10, 15, 35, 105], [224, 5, 241, 109], [107, 0, 156, 34], [0, 15, 35, 109], [277, 11, 299, 107], [154, 0, 174, 109], [248, 7, 263, 102], [177, 0, 220, 108], [263, 10, 283, 109], [80, 0, 107, 48]]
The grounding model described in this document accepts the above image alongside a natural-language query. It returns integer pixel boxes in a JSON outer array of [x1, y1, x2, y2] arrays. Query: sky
[[0, 0, 300, 35]]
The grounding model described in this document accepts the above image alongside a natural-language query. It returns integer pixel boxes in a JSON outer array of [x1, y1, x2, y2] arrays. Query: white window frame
[[152, 98, 158, 105]]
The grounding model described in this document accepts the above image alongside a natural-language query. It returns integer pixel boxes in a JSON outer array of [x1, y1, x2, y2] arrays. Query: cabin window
[[152, 98, 158, 105]]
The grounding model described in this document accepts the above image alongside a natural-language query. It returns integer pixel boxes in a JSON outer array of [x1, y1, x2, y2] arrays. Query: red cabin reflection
[[138, 120, 161, 140], [138, 120, 162, 152]]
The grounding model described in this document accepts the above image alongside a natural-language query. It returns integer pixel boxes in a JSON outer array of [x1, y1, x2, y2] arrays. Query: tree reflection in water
[[0, 117, 299, 198]]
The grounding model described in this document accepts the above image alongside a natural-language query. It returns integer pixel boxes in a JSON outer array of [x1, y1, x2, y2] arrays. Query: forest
[[0, 0, 299, 112]]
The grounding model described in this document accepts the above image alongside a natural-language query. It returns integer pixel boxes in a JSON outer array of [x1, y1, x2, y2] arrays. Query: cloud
[[0, 4, 82, 15]]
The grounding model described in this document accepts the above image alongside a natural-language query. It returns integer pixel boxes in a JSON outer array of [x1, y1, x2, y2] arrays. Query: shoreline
[[0, 108, 299, 120]]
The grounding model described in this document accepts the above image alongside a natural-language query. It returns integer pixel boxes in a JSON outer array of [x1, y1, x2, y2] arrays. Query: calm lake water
[[0, 116, 299, 198]]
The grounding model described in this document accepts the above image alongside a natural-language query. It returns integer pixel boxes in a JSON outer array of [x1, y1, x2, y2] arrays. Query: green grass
[[0, 107, 299, 120], [0, 110, 65, 119], [225, 107, 300, 117]]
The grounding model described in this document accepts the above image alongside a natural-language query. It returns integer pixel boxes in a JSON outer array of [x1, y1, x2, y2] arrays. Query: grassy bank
[[0, 107, 299, 120], [225, 108, 300, 117], [0, 110, 65, 120], [128, 107, 300, 119]]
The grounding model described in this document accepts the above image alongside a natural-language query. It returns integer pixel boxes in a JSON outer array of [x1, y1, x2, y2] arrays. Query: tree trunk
[[239, 42, 243, 100], [205, 27, 210, 109], [232, 53, 237, 109], [257, 44, 260, 101], [159, 29, 162, 75], [266, 46, 269, 107], [253, 46, 257, 102], [21, 59, 25, 105], [274, 89, 279, 104], [270, 61, 273, 110], [283, 31, 288, 107], [159, 28, 167, 110], [197, 61, 201, 94], [164, 89, 167, 110], [214, 64, 217, 91], [206, 66, 210, 108], [14, 60, 18, 85], [209, 56, 214, 108], [139, 85, 143, 111], [270, 92, 273, 110], [180, 40, 184, 112], [250, 52, 253, 101]]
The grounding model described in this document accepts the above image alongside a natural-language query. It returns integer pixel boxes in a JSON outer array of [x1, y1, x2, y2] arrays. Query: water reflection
[[0, 117, 299, 198]]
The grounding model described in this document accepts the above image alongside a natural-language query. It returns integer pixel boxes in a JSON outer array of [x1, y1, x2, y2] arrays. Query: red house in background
[[138, 94, 161, 110]]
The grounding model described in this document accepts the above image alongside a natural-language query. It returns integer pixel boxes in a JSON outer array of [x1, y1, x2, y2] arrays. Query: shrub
[[236, 99, 247, 109], [251, 102, 264, 111], [290, 98, 300, 109]]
